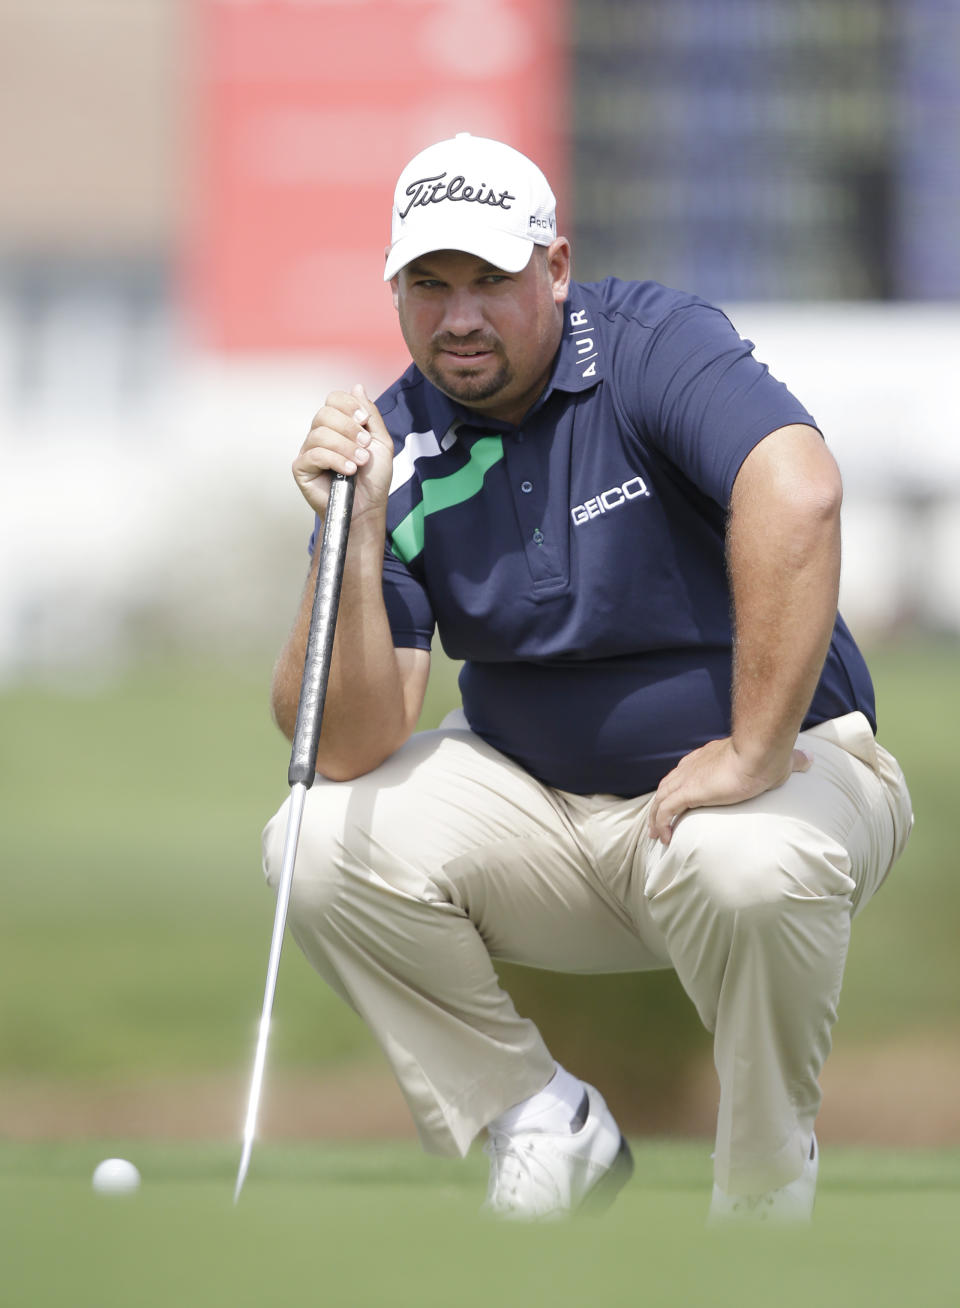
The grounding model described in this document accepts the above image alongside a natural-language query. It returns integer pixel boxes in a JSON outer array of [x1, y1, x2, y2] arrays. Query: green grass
[[2, 1140, 959, 1308], [0, 654, 464, 1082], [0, 639, 955, 1090], [838, 638, 959, 1034]]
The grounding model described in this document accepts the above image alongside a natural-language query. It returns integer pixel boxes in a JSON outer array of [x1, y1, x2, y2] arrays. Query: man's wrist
[[729, 726, 799, 777], [340, 506, 388, 576]]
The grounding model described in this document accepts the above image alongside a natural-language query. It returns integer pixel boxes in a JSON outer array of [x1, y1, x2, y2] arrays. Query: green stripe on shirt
[[390, 435, 505, 563]]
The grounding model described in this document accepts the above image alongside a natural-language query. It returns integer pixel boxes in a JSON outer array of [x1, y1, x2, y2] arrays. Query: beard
[[420, 335, 513, 408]]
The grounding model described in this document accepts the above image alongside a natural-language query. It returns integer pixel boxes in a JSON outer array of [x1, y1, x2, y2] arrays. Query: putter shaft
[[234, 473, 355, 1203], [234, 781, 307, 1203]]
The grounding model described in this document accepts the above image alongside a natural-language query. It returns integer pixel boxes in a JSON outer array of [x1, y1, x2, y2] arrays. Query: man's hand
[[293, 384, 394, 524], [647, 737, 812, 845]]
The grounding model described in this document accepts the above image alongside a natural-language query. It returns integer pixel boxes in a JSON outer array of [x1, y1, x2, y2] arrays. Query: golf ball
[[92, 1157, 141, 1196]]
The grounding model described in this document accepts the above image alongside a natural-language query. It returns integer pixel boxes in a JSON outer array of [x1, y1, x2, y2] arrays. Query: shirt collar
[[547, 289, 605, 397]]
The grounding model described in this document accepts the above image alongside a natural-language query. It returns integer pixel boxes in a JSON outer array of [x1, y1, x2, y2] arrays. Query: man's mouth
[[435, 341, 497, 361]]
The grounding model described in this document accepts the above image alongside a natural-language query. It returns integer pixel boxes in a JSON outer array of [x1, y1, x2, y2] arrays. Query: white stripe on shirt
[[389, 421, 460, 495]]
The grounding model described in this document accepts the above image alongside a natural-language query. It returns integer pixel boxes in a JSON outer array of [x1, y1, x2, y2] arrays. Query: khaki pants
[[262, 710, 912, 1196]]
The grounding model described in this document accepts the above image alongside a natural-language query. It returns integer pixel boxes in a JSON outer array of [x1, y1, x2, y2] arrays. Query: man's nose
[[439, 288, 485, 336]]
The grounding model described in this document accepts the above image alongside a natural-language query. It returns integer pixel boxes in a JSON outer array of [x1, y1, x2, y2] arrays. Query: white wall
[[1, 298, 958, 684]]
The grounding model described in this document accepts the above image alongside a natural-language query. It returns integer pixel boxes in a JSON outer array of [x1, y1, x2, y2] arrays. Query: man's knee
[[261, 781, 352, 919], [261, 772, 445, 931], [650, 811, 856, 917]]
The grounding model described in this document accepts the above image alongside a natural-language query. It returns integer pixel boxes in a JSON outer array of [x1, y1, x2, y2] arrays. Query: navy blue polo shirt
[[345, 277, 875, 795]]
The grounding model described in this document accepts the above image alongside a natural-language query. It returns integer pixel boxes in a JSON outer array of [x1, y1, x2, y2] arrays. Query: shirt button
[[520, 480, 533, 493]]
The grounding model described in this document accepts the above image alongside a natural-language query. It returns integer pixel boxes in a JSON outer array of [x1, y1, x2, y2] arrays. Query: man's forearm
[[727, 427, 843, 772], [271, 515, 428, 780]]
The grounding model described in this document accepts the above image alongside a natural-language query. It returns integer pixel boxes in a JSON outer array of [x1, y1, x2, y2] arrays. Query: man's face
[[391, 240, 571, 426]]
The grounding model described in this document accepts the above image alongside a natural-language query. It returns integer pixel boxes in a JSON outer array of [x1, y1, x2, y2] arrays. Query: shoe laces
[[729, 1192, 777, 1219], [730, 1137, 817, 1219], [484, 1130, 559, 1214]]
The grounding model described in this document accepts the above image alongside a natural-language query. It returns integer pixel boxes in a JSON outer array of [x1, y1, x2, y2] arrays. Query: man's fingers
[[650, 805, 682, 845], [302, 392, 379, 479], [648, 780, 686, 845], [648, 743, 814, 846], [295, 384, 393, 517], [309, 386, 391, 448], [309, 397, 369, 443], [351, 383, 391, 443], [297, 440, 365, 481]]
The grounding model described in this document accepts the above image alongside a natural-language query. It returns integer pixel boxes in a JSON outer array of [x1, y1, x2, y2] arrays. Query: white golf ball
[[92, 1157, 141, 1196]]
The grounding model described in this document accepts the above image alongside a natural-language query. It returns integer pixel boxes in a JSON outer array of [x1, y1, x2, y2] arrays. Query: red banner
[[183, 0, 569, 366]]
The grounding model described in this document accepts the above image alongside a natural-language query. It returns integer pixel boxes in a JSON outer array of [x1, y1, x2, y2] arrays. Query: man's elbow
[[804, 428, 843, 519], [772, 440, 843, 530], [799, 465, 843, 527], [314, 757, 378, 784], [314, 736, 405, 783]]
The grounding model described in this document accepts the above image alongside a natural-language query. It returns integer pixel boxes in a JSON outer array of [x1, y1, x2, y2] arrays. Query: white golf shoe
[[483, 1084, 634, 1220], [708, 1134, 819, 1226]]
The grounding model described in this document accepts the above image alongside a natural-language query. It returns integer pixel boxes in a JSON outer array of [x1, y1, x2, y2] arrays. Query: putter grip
[[288, 473, 356, 787]]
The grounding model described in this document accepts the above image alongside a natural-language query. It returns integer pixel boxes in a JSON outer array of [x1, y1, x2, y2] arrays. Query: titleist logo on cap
[[398, 172, 517, 222], [382, 134, 557, 280]]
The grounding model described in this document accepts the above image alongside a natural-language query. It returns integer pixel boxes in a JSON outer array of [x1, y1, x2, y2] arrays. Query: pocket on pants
[[801, 711, 914, 895], [872, 741, 914, 868], [803, 711, 877, 770]]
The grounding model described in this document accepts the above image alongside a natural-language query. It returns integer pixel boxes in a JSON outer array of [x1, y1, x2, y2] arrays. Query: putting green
[[3, 1140, 959, 1308]]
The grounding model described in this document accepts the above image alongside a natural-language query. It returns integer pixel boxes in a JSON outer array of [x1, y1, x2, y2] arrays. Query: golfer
[[264, 133, 913, 1223]]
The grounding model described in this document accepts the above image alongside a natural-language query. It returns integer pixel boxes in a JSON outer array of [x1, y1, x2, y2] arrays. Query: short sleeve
[[382, 542, 435, 650], [630, 305, 819, 504], [307, 515, 435, 651]]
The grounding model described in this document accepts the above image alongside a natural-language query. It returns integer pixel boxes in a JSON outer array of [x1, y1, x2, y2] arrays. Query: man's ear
[[548, 237, 572, 303]]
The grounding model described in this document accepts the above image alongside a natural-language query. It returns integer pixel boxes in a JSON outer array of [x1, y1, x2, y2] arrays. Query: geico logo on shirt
[[570, 476, 650, 525]]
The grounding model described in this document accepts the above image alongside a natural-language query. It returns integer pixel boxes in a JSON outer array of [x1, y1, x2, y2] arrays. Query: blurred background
[[1, 0, 957, 1148]]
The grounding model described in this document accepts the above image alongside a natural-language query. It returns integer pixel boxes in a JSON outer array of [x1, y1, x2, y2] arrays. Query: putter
[[234, 471, 356, 1203]]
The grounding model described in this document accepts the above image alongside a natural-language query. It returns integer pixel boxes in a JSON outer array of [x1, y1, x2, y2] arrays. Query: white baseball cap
[[383, 132, 557, 281]]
